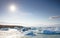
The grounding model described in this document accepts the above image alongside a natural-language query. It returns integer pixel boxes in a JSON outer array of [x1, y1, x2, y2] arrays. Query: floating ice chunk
[[23, 30, 36, 36]]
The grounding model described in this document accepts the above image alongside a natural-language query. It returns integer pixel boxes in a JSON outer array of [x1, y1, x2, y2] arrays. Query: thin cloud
[[16, 11, 33, 16], [49, 16, 60, 20]]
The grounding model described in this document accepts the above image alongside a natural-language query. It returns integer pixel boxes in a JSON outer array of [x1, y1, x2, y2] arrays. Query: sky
[[0, 0, 60, 26]]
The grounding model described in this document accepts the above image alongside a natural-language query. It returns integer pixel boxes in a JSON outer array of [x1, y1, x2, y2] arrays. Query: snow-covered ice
[[0, 29, 24, 38]]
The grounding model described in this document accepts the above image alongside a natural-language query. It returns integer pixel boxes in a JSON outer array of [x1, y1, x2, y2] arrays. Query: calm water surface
[[24, 34, 60, 38]]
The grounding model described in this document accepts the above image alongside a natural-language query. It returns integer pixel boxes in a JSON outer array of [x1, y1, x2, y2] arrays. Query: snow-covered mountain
[[34, 24, 60, 27]]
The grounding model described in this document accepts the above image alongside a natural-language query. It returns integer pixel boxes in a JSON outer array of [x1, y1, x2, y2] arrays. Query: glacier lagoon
[[0, 26, 60, 38]]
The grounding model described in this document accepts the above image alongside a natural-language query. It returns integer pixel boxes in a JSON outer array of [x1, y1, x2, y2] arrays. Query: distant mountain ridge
[[33, 24, 60, 27], [0, 22, 60, 27]]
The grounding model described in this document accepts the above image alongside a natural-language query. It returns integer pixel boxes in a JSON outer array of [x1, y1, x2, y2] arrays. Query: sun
[[10, 5, 16, 12]]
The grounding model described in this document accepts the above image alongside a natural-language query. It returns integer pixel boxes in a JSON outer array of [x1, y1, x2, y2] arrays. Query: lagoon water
[[32, 34, 60, 38], [0, 30, 60, 38]]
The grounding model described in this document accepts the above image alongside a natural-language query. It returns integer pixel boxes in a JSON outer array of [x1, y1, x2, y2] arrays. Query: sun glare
[[10, 5, 16, 12]]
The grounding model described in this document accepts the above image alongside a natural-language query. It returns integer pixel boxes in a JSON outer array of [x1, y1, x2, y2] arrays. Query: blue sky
[[0, 0, 60, 25]]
